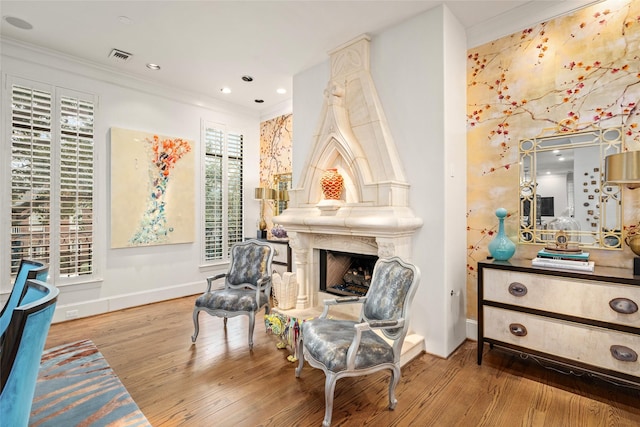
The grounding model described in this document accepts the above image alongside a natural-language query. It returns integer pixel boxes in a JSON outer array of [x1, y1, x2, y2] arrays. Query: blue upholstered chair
[[0, 279, 59, 427], [295, 257, 420, 427], [0, 259, 49, 337], [192, 240, 274, 349]]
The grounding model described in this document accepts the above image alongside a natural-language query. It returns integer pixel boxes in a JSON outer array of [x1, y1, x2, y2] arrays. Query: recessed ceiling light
[[221, 87, 231, 94], [3, 16, 33, 30], [146, 63, 161, 70], [242, 75, 254, 82], [254, 99, 264, 103], [117, 15, 133, 24], [276, 88, 287, 94]]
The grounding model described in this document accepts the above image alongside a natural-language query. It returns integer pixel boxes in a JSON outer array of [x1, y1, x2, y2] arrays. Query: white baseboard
[[52, 281, 203, 323], [466, 318, 478, 341]]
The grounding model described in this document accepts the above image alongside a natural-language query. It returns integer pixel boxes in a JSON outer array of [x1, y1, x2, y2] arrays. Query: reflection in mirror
[[274, 173, 292, 215], [519, 125, 623, 249]]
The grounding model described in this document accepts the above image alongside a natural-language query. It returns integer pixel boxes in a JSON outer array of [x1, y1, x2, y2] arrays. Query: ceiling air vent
[[108, 48, 133, 62]]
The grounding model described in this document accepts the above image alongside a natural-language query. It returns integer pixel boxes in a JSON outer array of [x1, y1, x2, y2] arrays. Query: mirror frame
[[518, 124, 624, 250], [273, 173, 292, 215]]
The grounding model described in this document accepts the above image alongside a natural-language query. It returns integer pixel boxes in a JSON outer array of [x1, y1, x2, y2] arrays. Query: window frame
[[201, 120, 244, 264], [3, 75, 98, 285]]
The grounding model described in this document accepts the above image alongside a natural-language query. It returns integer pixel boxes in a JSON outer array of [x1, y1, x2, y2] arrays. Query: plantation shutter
[[10, 84, 53, 273], [8, 79, 96, 280], [203, 122, 244, 262], [58, 95, 95, 277], [204, 127, 224, 260], [227, 132, 244, 249]]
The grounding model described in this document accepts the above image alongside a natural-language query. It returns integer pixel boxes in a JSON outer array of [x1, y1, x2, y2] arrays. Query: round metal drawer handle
[[509, 323, 527, 337], [508, 282, 528, 297], [610, 345, 638, 362], [609, 298, 638, 314]]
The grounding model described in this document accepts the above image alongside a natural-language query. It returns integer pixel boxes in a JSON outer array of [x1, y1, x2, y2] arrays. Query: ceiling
[[0, 1, 597, 114]]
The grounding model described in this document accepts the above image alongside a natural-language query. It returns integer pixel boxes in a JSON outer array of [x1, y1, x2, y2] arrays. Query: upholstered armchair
[[0, 279, 59, 427], [0, 259, 49, 337], [295, 257, 420, 427], [192, 240, 274, 350]]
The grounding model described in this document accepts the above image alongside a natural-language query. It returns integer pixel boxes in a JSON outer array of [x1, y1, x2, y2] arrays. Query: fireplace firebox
[[319, 249, 378, 297]]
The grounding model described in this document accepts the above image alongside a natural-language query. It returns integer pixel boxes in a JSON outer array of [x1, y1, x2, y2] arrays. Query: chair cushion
[[302, 319, 394, 372], [195, 289, 268, 312]]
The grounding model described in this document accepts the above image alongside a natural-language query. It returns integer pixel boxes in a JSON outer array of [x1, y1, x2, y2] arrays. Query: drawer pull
[[610, 345, 638, 362], [609, 298, 638, 314], [508, 282, 528, 297], [509, 323, 528, 337]]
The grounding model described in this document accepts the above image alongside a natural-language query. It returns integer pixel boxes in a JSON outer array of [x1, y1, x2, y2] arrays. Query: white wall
[[292, 6, 468, 357], [1, 40, 262, 322]]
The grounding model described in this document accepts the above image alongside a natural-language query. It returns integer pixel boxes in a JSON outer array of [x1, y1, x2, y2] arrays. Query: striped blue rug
[[29, 339, 151, 427]]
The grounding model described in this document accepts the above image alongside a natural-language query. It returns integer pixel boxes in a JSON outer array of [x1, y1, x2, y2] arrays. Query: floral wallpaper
[[466, 0, 640, 319], [259, 113, 293, 237]]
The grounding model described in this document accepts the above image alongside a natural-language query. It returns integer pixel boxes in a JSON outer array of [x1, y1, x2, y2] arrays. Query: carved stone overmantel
[[275, 34, 422, 310]]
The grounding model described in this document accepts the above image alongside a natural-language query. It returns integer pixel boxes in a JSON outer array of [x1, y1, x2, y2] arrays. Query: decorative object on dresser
[[532, 240, 594, 272], [477, 259, 640, 388], [488, 208, 516, 261], [625, 224, 640, 276]]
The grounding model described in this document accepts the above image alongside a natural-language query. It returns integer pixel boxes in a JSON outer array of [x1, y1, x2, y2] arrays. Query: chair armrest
[[320, 296, 366, 318], [345, 318, 405, 370], [256, 276, 272, 304], [206, 273, 227, 292]]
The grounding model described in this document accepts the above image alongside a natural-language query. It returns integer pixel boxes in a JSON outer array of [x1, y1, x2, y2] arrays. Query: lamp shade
[[278, 189, 289, 202], [604, 151, 640, 184], [254, 187, 277, 200]]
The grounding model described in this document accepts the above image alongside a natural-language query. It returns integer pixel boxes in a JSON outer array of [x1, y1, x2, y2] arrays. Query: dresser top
[[478, 258, 640, 286]]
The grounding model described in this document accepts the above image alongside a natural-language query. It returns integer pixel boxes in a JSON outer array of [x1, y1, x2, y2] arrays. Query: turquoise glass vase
[[488, 208, 516, 261]]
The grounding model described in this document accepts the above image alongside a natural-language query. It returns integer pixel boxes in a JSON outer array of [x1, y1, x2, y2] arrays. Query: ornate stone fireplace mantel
[[276, 34, 422, 310]]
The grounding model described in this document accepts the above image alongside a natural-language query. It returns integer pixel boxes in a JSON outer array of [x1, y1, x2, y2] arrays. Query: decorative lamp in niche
[[254, 187, 276, 239], [605, 150, 640, 275]]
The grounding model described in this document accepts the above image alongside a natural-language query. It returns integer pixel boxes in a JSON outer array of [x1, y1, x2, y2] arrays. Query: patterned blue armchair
[[192, 240, 274, 350], [0, 279, 59, 427], [295, 257, 420, 427], [0, 259, 49, 337]]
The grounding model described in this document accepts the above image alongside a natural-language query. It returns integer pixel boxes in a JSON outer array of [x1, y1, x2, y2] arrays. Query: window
[[9, 79, 95, 281], [202, 121, 244, 262]]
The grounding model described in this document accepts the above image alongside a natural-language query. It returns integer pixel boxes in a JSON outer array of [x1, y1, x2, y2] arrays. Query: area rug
[[29, 339, 151, 427]]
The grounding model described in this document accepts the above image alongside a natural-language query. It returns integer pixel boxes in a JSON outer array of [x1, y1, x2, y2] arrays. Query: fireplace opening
[[319, 249, 378, 297]]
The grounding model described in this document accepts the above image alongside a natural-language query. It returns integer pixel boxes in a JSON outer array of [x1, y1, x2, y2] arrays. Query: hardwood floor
[[44, 296, 640, 427]]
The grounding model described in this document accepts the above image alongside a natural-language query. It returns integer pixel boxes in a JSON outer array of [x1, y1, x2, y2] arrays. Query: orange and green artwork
[[110, 127, 195, 248]]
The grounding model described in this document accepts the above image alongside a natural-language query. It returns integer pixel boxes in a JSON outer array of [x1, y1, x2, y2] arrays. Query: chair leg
[[388, 365, 400, 410], [248, 312, 255, 349], [295, 339, 305, 377], [191, 308, 200, 343], [322, 371, 338, 427]]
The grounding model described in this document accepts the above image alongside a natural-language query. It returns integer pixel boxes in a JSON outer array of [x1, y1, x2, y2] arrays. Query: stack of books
[[532, 248, 594, 272]]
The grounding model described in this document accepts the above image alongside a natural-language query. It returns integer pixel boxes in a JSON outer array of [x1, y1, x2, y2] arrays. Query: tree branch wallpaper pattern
[[259, 113, 292, 236], [110, 127, 195, 248], [466, 0, 640, 319]]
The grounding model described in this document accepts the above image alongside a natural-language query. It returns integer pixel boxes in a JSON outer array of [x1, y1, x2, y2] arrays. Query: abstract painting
[[110, 127, 194, 248]]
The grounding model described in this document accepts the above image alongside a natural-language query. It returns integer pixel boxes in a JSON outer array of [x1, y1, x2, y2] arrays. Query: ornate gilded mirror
[[519, 125, 623, 249], [273, 173, 292, 215]]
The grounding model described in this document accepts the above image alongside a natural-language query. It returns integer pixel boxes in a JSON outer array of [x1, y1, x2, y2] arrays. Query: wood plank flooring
[[44, 296, 640, 426]]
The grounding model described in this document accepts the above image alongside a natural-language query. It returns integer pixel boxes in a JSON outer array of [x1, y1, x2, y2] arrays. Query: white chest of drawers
[[477, 259, 640, 387]]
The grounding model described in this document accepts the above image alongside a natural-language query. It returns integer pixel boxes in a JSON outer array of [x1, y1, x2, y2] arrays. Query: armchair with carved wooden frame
[[295, 257, 420, 427], [191, 240, 274, 350]]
